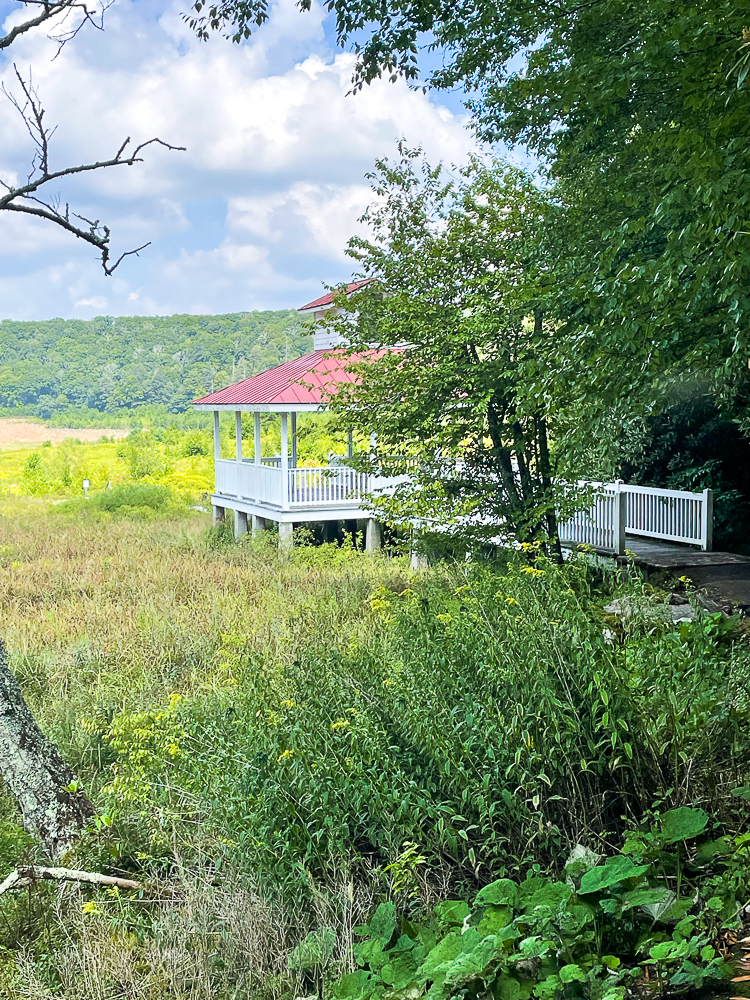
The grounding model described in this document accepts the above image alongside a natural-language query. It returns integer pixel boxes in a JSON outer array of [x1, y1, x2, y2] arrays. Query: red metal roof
[[297, 279, 371, 313], [192, 349, 384, 407]]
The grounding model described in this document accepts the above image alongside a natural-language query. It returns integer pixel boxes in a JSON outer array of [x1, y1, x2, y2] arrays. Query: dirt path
[[0, 418, 129, 450]]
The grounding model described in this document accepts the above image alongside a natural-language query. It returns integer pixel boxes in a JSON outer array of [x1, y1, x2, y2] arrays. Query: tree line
[[0, 310, 311, 417]]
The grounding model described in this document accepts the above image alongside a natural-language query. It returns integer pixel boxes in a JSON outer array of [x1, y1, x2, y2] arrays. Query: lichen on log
[[0, 639, 93, 860]]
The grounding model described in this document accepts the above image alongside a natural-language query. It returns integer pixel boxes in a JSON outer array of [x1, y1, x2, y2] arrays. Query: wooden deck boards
[[622, 537, 750, 569], [619, 536, 750, 611]]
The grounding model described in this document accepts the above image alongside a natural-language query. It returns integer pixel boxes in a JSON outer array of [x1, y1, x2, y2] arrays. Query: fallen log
[[0, 866, 141, 896], [0, 639, 94, 859]]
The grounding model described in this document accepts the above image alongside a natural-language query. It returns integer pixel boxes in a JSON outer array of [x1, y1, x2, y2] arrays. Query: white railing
[[215, 459, 285, 508], [216, 458, 404, 511], [559, 482, 713, 554], [623, 484, 712, 549], [559, 486, 627, 555], [288, 467, 371, 506]]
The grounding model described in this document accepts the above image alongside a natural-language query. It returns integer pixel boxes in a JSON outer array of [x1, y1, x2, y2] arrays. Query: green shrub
[[94, 483, 172, 512], [90, 557, 750, 898], [180, 430, 210, 457], [335, 810, 745, 1000]]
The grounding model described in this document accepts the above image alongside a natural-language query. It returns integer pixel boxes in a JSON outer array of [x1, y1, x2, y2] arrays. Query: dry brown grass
[[0, 419, 128, 451], [3, 867, 385, 1000]]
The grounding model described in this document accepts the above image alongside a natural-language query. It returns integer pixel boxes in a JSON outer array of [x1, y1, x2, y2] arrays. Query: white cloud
[[0, 0, 479, 319], [74, 296, 108, 309]]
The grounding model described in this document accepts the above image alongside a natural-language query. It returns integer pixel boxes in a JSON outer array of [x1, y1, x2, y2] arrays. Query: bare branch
[[0, 0, 113, 55], [1, 66, 186, 274]]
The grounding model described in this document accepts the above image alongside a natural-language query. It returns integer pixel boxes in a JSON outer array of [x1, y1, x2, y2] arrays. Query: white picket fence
[[559, 482, 713, 555]]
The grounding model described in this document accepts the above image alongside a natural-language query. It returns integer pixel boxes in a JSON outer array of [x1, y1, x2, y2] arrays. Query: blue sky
[[0, 0, 513, 320]]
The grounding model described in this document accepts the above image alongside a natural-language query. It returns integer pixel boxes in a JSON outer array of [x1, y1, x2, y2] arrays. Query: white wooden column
[[291, 412, 298, 469], [701, 488, 713, 551], [280, 412, 289, 509], [235, 411, 243, 465], [213, 411, 220, 464], [254, 412, 261, 466], [615, 483, 627, 556]]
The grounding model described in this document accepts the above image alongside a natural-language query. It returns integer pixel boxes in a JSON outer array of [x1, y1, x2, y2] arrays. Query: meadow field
[[0, 437, 748, 999], [0, 418, 130, 450]]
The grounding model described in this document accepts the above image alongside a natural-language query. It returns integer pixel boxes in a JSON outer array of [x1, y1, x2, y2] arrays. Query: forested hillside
[[0, 311, 311, 417]]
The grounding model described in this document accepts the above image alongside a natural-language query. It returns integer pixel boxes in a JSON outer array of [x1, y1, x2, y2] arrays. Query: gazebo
[[191, 283, 401, 551]]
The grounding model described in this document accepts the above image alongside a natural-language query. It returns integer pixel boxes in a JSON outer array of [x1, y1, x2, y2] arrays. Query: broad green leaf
[[334, 971, 374, 1000], [444, 935, 501, 985], [288, 927, 337, 971], [578, 856, 649, 895], [516, 877, 548, 906], [355, 939, 388, 972], [523, 881, 571, 911], [659, 807, 708, 843], [559, 964, 587, 983], [369, 902, 397, 946], [476, 878, 519, 908], [477, 904, 513, 935], [694, 838, 730, 865], [621, 887, 673, 912], [434, 900, 470, 928], [420, 933, 463, 981], [381, 953, 419, 989]]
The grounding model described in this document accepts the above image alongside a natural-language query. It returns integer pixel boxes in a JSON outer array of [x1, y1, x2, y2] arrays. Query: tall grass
[[0, 509, 748, 998]]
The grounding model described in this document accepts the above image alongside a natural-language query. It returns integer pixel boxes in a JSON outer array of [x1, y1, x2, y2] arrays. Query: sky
[[0, 0, 494, 320]]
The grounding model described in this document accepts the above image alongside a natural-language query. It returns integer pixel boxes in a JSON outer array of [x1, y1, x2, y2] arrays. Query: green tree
[[0, 310, 312, 418], [194, 0, 750, 416], [327, 150, 564, 552]]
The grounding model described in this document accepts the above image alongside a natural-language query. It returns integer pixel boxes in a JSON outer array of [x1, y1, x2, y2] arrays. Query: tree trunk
[[538, 417, 563, 564], [0, 640, 93, 860]]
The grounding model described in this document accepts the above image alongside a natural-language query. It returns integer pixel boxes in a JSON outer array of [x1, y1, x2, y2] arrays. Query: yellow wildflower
[[332, 718, 351, 731], [277, 749, 294, 762]]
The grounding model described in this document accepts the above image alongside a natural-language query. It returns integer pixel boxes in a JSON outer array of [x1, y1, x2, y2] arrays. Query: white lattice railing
[[559, 482, 713, 554]]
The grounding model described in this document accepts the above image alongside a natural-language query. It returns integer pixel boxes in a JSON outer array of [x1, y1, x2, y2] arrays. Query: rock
[[604, 597, 698, 624]]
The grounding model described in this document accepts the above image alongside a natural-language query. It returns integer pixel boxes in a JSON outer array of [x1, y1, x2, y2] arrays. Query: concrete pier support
[[212, 504, 226, 526], [365, 518, 383, 553], [278, 521, 294, 554], [252, 514, 267, 537], [234, 509, 248, 539]]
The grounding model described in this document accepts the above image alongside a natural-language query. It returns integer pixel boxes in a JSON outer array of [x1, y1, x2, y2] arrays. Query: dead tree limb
[[0, 866, 141, 895], [1, 66, 185, 274], [0, 0, 114, 55], [0, 639, 94, 860]]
